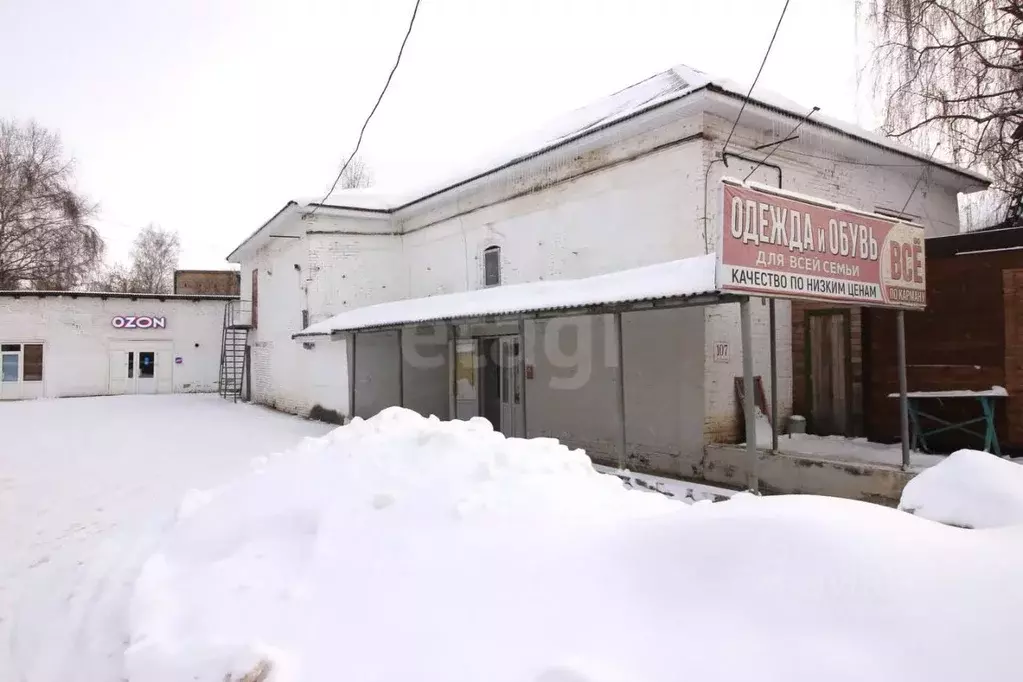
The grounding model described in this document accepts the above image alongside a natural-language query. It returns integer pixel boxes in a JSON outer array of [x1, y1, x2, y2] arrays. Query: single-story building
[[225, 62, 988, 478], [0, 291, 235, 400]]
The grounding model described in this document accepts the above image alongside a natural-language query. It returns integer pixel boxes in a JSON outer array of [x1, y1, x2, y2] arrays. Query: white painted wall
[[0, 295, 227, 400]]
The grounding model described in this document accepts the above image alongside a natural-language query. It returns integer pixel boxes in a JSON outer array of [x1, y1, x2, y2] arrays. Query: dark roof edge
[[0, 290, 239, 302]]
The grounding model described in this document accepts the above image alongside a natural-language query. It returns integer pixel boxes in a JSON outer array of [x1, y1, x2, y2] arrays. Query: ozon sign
[[111, 315, 167, 329], [718, 180, 926, 309]]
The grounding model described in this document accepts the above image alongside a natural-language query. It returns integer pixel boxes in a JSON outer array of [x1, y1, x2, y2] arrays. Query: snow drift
[[899, 449, 1023, 528], [126, 408, 1023, 682]]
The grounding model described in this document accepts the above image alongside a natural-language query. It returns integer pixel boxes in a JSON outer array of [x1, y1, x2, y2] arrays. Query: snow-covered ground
[[0, 395, 333, 682], [899, 449, 1023, 528], [4, 399, 1023, 682], [752, 410, 944, 469], [124, 408, 1021, 682]]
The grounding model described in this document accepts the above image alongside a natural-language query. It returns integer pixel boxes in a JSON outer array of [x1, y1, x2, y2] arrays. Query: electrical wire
[[308, 0, 424, 217], [743, 106, 818, 181], [720, 0, 792, 157]]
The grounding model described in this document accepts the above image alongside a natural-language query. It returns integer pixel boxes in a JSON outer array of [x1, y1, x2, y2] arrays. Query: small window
[[251, 269, 259, 329], [1, 344, 19, 352], [302, 309, 309, 329], [139, 352, 155, 379], [484, 246, 501, 286], [23, 344, 43, 382], [1, 353, 18, 382], [127, 352, 134, 379]]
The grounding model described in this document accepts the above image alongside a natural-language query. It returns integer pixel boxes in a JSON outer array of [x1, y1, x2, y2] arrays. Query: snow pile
[[900, 449, 1023, 528], [126, 408, 1023, 682]]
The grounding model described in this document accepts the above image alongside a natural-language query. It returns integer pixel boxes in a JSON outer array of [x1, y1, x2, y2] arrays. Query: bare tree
[[125, 224, 180, 294], [339, 154, 374, 189], [88, 262, 133, 293], [864, 1, 1023, 225], [91, 224, 180, 294], [0, 120, 103, 289]]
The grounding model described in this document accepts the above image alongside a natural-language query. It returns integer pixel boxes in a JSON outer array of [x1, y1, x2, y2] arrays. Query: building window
[[139, 352, 155, 379], [251, 269, 259, 329], [1, 353, 17, 382], [23, 344, 43, 381], [484, 246, 501, 286], [302, 309, 309, 329], [0, 343, 43, 383]]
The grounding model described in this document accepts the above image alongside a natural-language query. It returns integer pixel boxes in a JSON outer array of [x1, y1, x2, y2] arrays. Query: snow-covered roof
[[230, 63, 989, 260], [308, 63, 989, 213], [296, 253, 721, 336]]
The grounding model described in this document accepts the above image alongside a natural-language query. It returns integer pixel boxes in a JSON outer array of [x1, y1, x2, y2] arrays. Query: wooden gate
[[805, 309, 853, 436]]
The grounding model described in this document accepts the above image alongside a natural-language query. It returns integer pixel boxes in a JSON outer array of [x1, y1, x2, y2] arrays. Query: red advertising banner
[[718, 181, 926, 309]]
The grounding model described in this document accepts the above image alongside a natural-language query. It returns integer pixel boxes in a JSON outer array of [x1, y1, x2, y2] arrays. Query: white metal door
[[136, 351, 157, 394], [498, 336, 522, 438], [109, 350, 130, 394], [156, 350, 173, 393]]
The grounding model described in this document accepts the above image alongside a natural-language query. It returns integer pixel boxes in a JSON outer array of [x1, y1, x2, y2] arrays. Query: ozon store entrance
[[108, 341, 173, 394]]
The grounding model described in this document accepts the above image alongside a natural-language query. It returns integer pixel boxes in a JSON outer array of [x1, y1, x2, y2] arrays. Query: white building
[[226, 64, 986, 476], [0, 292, 234, 400]]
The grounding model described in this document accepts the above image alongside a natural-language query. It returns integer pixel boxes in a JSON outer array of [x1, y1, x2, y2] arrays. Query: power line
[[743, 106, 818, 182], [720, 0, 792, 158], [308, 0, 424, 217]]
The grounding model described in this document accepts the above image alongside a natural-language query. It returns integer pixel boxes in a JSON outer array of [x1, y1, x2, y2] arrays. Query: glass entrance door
[[110, 350, 157, 394], [135, 351, 157, 394]]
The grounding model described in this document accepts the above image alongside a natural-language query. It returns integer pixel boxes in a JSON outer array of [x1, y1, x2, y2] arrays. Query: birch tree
[[0, 120, 102, 289]]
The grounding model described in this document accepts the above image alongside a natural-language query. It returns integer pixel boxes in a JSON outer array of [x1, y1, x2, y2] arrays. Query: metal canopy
[[311, 291, 742, 338], [295, 253, 725, 338]]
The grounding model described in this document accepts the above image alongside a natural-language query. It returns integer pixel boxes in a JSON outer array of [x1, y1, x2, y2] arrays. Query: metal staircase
[[218, 299, 252, 401]]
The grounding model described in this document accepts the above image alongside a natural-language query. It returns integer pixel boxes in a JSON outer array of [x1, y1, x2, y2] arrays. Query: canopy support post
[[518, 318, 528, 438], [613, 312, 627, 470], [397, 328, 405, 408], [897, 310, 911, 470], [769, 298, 779, 453], [740, 297, 758, 492], [348, 332, 357, 423], [449, 324, 457, 420]]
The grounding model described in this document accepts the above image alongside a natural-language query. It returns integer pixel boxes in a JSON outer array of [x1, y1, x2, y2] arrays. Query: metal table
[[888, 388, 1007, 456]]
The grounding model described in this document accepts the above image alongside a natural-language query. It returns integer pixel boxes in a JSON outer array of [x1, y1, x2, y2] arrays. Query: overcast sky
[[0, 0, 867, 269]]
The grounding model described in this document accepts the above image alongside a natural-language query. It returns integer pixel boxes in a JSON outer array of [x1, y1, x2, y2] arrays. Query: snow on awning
[[296, 253, 724, 337]]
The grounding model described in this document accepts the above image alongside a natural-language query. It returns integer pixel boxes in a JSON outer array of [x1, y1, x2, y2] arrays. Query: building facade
[[227, 64, 986, 477], [0, 293, 234, 400]]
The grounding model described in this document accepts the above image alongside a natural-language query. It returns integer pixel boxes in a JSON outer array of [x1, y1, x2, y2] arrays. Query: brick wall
[[174, 270, 240, 296]]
